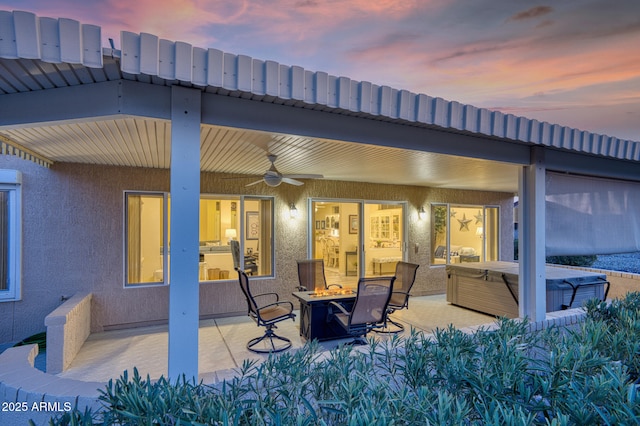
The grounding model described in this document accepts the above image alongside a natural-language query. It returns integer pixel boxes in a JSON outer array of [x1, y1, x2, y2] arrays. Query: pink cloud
[[1, 0, 637, 141], [507, 6, 553, 22], [94, 0, 251, 47]]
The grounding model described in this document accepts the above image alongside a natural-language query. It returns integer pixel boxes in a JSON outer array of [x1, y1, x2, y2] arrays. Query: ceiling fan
[[246, 154, 323, 187]]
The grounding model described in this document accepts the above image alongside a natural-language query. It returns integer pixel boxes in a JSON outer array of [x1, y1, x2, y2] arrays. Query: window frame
[[123, 191, 168, 288], [123, 191, 275, 287], [430, 203, 500, 266], [0, 170, 22, 302]]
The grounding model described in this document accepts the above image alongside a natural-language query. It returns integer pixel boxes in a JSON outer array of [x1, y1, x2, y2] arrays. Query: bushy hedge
[[513, 239, 597, 267], [47, 293, 640, 425], [545, 255, 597, 267]]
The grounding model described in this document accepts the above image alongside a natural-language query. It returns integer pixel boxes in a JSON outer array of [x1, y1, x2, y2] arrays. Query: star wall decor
[[450, 209, 457, 218], [474, 210, 483, 224], [457, 213, 472, 231]]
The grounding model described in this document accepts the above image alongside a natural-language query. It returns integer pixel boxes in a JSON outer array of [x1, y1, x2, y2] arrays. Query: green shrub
[[49, 293, 640, 425], [545, 255, 597, 267], [14, 331, 46, 351], [513, 239, 597, 267]]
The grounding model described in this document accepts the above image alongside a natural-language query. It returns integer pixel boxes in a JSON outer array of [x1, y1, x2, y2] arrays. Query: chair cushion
[[258, 305, 292, 321], [334, 312, 349, 329]]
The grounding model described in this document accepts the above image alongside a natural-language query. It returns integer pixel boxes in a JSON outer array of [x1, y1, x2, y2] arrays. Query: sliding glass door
[[310, 199, 406, 286], [363, 203, 404, 276], [311, 201, 360, 286]]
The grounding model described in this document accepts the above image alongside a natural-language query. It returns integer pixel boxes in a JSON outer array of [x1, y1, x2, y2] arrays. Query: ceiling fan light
[[263, 174, 282, 187]]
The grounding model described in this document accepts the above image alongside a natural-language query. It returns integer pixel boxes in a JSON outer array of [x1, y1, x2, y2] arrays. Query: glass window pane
[[0, 178, 21, 301], [244, 197, 273, 277], [199, 197, 239, 280], [0, 191, 7, 291], [126, 193, 164, 285], [127, 193, 275, 284], [431, 203, 500, 265], [199, 196, 273, 279], [364, 203, 403, 276], [484, 207, 500, 261], [311, 201, 360, 285], [431, 204, 448, 265], [450, 205, 483, 263]]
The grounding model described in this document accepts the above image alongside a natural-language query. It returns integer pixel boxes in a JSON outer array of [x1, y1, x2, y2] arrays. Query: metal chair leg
[[374, 310, 405, 334], [247, 327, 292, 353]]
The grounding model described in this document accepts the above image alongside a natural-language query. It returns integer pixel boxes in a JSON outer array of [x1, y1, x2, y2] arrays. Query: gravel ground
[[591, 252, 640, 274]]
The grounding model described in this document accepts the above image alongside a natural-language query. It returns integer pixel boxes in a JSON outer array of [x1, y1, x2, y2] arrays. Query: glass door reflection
[[311, 201, 360, 287]]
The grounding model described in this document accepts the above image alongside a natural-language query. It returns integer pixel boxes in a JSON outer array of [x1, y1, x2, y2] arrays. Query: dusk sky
[[1, 1, 639, 142]]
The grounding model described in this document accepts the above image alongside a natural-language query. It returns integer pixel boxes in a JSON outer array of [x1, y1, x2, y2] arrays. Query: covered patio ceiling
[[0, 116, 521, 192]]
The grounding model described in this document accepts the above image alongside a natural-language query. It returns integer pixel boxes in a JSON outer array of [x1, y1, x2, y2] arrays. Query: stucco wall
[[0, 157, 514, 343]]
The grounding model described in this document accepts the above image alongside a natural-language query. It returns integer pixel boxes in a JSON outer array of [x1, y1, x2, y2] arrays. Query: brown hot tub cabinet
[[446, 261, 609, 318]]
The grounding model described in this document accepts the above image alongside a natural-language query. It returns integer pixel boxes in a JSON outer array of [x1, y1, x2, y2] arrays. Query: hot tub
[[446, 261, 609, 318]]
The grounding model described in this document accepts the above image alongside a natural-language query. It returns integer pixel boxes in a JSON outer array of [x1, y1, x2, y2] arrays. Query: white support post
[[518, 147, 546, 321], [168, 86, 201, 380]]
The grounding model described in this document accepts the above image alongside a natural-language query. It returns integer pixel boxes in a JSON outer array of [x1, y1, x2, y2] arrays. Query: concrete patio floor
[[56, 294, 494, 384]]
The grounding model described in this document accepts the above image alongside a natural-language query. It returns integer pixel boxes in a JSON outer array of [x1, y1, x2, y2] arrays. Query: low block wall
[[44, 293, 92, 374], [551, 265, 640, 300], [583, 268, 640, 300], [0, 344, 103, 425]]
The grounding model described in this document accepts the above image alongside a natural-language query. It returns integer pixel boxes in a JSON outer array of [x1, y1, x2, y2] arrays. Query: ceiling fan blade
[[245, 179, 265, 187], [283, 174, 324, 179], [281, 177, 304, 186]]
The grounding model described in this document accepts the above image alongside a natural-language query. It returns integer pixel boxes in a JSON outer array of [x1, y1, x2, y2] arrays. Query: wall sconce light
[[475, 226, 484, 238], [418, 206, 426, 220], [289, 203, 299, 219]]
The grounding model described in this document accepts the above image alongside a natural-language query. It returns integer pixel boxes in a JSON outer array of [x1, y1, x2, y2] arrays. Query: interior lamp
[[289, 203, 299, 219], [225, 228, 237, 243], [475, 226, 484, 238], [418, 206, 426, 221]]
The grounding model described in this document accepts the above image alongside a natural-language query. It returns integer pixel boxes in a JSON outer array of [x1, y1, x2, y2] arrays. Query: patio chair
[[231, 240, 255, 275], [376, 261, 420, 333], [328, 276, 395, 345], [236, 268, 296, 353], [326, 238, 339, 267], [296, 259, 342, 292]]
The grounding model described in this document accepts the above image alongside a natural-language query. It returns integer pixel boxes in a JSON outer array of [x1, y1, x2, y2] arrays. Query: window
[[0, 170, 22, 301], [125, 192, 167, 285], [199, 196, 273, 280], [431, 203, 499, 265], [125, 192, 273, 286]]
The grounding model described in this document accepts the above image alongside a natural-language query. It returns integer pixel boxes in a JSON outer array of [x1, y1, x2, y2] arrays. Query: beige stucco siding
[[0, 157, 514, 343]]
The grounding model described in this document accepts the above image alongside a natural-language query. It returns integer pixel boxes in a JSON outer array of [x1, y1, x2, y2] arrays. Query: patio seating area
[[56, 294, 494, 384]]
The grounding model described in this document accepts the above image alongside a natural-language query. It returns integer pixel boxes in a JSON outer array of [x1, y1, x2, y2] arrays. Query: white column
[[518, 147, 546, 321], [168, 86, 201, 380]]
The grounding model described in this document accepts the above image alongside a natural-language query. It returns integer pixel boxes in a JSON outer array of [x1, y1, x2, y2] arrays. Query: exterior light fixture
[[418, 206, 426, 220], [289, 203, 299, 219]]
